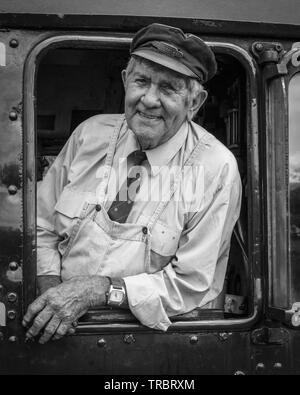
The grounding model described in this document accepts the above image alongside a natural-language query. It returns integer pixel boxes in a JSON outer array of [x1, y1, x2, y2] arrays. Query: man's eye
[[160, 84, 174, 93], [135, 78, 147, 85]]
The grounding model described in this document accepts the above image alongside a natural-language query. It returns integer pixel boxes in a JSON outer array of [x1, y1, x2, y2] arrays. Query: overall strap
[[96, 115, 126, 204]]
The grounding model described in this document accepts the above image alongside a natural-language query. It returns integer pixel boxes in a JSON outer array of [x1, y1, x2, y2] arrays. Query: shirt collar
[[123, 121, 189, 176], [145, 122, 189, 176]]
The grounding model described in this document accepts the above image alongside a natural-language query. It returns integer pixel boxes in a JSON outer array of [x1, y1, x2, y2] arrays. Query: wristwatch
[[106, 277, 126, 307]]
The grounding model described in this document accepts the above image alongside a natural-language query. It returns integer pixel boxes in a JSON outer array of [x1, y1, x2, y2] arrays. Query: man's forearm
[[37, 275, 128, 308], [23, 275, 131, 343]]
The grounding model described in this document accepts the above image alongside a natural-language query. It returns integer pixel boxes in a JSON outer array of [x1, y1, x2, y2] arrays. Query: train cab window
[[289, 72, 300, 302], [34, 41, 254, 329]]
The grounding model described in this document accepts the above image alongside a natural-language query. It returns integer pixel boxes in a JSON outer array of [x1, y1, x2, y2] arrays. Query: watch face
[[110, 289, 124, 303]]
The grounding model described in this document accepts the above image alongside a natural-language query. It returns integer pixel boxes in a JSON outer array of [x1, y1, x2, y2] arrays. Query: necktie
[[108, 150, 147, 223]]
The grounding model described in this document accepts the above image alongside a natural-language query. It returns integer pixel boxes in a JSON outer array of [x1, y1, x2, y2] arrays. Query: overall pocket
[[140, 215, 182, 273], [150, 220, 181, 257]]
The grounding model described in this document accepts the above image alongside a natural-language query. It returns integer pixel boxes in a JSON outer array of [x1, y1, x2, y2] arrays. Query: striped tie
[[108, 150, 147, 223]]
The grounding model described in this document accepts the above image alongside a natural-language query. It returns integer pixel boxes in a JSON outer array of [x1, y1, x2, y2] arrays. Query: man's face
[[123, 60, 191, 150]]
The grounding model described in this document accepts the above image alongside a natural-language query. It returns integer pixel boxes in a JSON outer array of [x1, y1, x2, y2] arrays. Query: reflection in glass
[[289, 73, 300, 301]]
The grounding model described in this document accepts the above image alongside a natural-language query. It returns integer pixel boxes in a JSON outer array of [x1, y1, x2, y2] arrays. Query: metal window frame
[[23, 34, 261, 333], [288, 70, 300, 305], [252, 41, 300, 328]]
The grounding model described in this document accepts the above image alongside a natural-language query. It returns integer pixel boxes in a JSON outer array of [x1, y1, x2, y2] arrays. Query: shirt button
[[142, 227, 148, 235], [95, 204, 101, 212]]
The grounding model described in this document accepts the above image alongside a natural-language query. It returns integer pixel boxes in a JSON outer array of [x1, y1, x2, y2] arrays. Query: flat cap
[[130, 23, 217, 83]]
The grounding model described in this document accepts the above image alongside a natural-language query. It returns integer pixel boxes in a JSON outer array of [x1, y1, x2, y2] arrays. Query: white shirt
[[37, 114, 242, 330]]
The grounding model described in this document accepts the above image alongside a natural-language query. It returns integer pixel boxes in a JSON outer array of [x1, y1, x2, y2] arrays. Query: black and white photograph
[[0, 0, 299, 377]]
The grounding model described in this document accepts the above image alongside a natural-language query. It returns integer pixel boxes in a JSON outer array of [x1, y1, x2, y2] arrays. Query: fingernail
[[22, 320, 27, 327]]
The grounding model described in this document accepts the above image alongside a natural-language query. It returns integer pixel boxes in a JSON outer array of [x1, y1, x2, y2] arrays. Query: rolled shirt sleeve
[[124, 158, 242, 331]]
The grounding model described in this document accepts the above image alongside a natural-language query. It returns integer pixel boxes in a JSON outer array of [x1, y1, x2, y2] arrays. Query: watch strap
[[109, 277, 124, 289]]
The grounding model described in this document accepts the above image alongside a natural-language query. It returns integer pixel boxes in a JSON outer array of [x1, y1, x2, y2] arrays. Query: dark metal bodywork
[[0, 1, 300, 375]]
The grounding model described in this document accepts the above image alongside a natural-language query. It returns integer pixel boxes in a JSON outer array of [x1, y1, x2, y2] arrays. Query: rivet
[[256, 362, 265, 371], [255, 43, 264, 52], [142, 227, 148, 235], [97, 338, 106, 348], [7, 310, 16, 320], [24, 336, 35, 344], [7, 292, 17, 303], [9, 39, 19, 48], [190, 335, 198, 344], [9, 261, 19, 271], [95, 204, 101, 212], [9, 111, 18, 121], [8, 336, 17, 343], [275, 44, 282, 52], [8, 185, 18, 195], [218, 332, 230, 341], [124, 334, 136, 344], [273, 362, 282, 369], [291, 314, 300, 327]]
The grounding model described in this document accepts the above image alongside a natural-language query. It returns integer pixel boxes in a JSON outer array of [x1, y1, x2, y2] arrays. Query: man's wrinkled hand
[[22, 276, 109, 344]]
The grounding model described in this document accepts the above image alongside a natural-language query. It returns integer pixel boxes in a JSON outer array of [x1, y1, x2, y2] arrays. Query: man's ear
[[188, 90, 208, 120], [121, 69, 127, 88], [198, 90, 208, 109]]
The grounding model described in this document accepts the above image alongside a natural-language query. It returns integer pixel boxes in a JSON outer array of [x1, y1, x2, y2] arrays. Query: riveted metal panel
[[0, 331, 252, 375], [0, 29, 48, 346]]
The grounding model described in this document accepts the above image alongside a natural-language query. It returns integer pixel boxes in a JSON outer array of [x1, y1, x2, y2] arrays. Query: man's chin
[[130, 126, 159, 149], [136, 134, 159, 150]]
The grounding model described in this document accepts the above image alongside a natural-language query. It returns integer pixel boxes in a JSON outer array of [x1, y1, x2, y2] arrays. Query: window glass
[[289, 73, 300, 301]]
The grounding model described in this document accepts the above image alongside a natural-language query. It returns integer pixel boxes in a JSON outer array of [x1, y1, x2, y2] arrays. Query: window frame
[[23, 33, 261, 333], [261, 42, 300, 327], [288, 52, 300, 299], [289, 70, 300, 304]]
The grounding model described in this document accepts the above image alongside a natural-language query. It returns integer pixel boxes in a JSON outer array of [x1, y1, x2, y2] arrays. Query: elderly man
[[23, 23, 241, 343]]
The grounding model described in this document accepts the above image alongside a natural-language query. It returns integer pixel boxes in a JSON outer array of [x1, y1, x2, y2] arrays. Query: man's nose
[[141, 84, 160, 107]]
